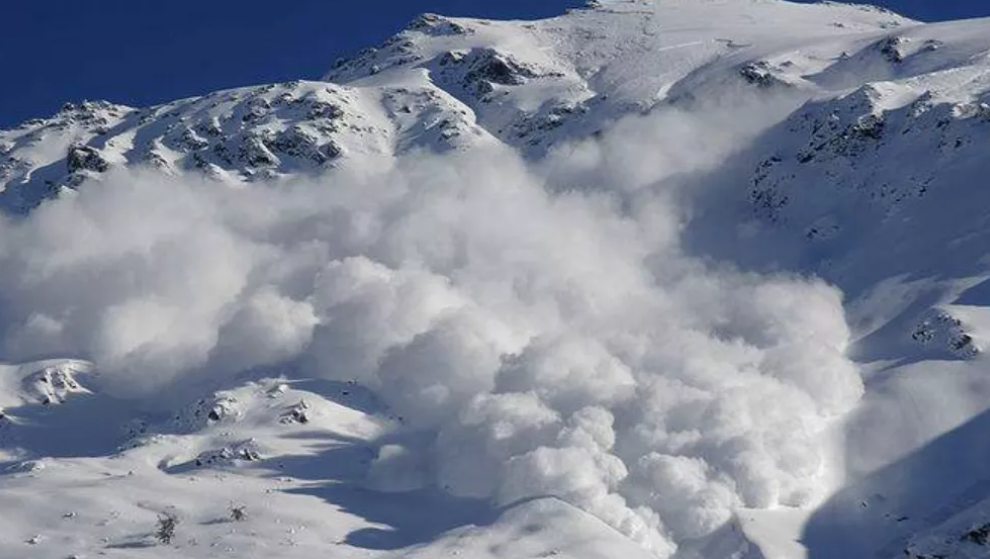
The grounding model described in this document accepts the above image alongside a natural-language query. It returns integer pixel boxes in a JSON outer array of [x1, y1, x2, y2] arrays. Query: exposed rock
[[66, 145, 110, 173], [279, 400, 310, 425], [174, 394, 240, 432], [465, 49, 541, 87], [407, 13, 473, 36], [739, 61, 793, 89], [270, 126, 340, 165], [24, 364, 87, 405], [911, 309, 979, 359], [239, 135, 280, 167], [877, 35, 908, 63], [192, 442, 263, 468]]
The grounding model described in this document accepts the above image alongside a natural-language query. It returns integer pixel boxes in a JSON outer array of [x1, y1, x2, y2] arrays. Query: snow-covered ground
[[5, 0, 990, 558]]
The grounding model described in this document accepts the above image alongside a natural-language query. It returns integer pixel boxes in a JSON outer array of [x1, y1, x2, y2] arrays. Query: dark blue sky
[[1, 0, 987, 128]]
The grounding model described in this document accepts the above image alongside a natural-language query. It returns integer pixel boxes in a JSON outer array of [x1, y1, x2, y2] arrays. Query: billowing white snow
[[0, 129, 862, 556]]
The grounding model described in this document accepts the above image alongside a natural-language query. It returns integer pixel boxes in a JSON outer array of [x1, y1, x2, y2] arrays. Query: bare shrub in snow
[[230, 504, 247, 522], [155, 511, 179, 545]]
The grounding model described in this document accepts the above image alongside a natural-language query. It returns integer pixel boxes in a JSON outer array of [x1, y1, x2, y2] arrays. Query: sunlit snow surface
[[4, 1, 990, 558]]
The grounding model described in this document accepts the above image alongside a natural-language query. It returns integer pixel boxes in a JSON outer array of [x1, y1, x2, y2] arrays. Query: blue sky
[[1, 0, 987, 127]]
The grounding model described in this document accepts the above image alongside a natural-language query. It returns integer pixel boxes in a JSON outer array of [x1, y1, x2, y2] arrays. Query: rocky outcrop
[[66, 145, 110, 173], [23, 364, 87, 406]]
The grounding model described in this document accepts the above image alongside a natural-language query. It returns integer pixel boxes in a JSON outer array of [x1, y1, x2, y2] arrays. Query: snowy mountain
[[5, 1, 990, 558], [0, 0, 912, 212]]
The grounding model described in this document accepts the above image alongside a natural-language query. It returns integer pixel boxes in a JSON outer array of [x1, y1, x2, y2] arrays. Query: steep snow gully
[[4, 1, 990, 558]]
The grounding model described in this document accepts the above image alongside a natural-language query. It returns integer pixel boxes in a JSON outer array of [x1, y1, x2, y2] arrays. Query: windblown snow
[[4, 1, 990, 559]]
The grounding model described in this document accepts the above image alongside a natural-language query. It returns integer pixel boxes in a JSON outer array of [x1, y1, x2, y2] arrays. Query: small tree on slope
[[155, 511, 179, 545]]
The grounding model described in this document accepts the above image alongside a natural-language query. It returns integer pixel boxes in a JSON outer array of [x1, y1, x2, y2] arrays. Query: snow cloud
[[0, 99, 862, 556]]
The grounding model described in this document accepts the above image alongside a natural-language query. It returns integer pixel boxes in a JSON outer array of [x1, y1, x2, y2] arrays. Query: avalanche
[[3, 2, 990, 559]]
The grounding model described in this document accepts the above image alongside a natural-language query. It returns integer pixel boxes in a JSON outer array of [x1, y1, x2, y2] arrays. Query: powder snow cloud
[[0, 98, 862, 556]]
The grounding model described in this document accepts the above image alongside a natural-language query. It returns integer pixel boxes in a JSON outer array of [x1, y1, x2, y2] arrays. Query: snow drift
[[0, 102, 861, 556]]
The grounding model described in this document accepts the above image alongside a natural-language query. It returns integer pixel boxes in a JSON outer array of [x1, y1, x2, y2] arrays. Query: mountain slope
[[2, 0, 913, 212], [5, 1, 990, 559]]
